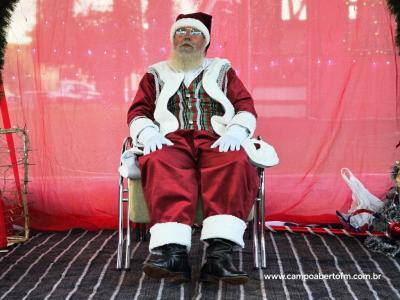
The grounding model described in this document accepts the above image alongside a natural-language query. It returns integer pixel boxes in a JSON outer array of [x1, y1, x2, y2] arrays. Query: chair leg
[[252, 167, 268, 269], [117, 137, 133, 271], [124, 194, 132, 270], [259, 169, 267, 269], [252, 200, 260, 269], [116, 176, 125, 270]]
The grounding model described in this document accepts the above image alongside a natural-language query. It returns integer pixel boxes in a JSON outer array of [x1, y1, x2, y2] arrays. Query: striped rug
[[0, 229, 400, 299]]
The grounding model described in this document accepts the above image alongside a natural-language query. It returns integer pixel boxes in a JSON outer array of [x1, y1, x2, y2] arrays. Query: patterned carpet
[[1, 229, 400, 299]]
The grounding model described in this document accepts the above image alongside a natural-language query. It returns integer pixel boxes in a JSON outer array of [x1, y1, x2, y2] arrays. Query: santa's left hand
[[211, 125, 249, 152]]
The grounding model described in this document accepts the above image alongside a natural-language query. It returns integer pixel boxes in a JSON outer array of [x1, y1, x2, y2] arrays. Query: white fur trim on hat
[[170, 18, 210, 46], [149, 222, 192, 253], [200, 214, 247, 248]]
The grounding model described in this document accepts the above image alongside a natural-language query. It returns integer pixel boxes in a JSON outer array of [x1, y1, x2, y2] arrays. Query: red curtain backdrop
[[2, 0, 399, 230]]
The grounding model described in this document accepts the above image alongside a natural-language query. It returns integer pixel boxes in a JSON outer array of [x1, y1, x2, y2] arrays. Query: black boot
[[143, 243, 191, 283], [200, 238, 248, 285]]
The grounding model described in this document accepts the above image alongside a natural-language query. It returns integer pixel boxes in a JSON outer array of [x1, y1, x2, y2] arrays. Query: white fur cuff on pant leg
[[200, 214, 246, 248], [149, 222, 192, 253]]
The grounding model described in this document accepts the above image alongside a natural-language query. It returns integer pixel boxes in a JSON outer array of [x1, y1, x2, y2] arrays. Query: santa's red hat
[[170, 12, 212, 51]]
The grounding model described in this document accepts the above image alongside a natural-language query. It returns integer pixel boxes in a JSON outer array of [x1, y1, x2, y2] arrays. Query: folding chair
[[117, 136, 272, 270]]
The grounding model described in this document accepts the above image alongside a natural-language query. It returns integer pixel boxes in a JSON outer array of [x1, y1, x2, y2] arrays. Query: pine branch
[[0, 1, 20, 70], [387, 0, 400, 54]]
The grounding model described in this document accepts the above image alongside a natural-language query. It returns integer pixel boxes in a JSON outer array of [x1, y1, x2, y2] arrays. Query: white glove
[[138, 126, 173, 155], [211, 125, 249, 152], [118, 148, 141, 178]]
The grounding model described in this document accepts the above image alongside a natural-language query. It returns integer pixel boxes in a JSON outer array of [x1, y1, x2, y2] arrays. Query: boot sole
[[200, 273, 249, 285], [143, 264, 191, 283]]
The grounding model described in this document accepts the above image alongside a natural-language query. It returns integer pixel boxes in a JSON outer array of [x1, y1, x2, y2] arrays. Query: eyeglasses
[[175, 28, 203, 37]]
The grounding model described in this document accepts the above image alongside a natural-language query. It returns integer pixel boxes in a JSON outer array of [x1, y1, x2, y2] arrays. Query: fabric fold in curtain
[[1, 0, 399, 230]]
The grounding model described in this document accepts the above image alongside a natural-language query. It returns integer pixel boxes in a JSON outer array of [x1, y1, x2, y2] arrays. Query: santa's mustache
[[179, 41, 195, 48]]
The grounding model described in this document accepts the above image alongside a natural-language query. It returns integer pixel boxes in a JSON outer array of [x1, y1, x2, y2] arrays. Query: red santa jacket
[[127, 58, 257, 146]]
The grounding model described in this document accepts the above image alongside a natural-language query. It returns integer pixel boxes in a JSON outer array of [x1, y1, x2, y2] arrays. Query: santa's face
[[173, 27, 206, 53]]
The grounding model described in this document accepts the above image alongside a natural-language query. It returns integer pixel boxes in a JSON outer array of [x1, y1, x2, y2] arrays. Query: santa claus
[[127, 12, 260, 285]]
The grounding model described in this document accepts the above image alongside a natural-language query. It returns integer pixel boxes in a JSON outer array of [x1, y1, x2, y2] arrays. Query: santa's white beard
[[168, 43, 205, 71]]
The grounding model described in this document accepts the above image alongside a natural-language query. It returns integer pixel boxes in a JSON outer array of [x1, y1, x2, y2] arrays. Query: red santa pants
[[138, 129, 259, 251]]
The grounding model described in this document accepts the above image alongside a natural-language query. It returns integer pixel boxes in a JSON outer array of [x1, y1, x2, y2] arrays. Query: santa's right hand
[[143, 134, 173, 155], [139, 127, 174, 155]]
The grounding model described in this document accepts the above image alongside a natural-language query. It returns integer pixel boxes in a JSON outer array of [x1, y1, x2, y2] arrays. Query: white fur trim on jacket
[[129, 117, 159, 147], [170, 18, 210, 46], [203, 59, 235, 136], [227, 111, 257, 137], [151, 61, 183, 135], [149, 222, 192, 253], [200, 214, 247, 248]]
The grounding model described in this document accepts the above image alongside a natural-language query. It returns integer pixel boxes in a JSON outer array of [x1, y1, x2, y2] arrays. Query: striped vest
[[167, 71, 224, 133]]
